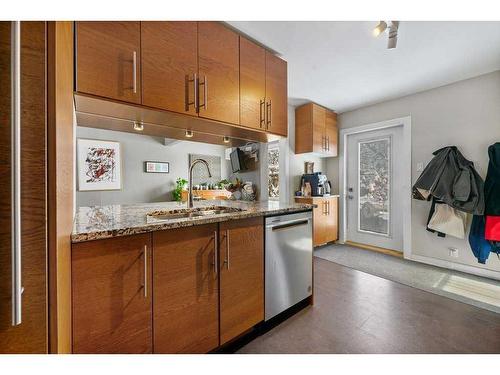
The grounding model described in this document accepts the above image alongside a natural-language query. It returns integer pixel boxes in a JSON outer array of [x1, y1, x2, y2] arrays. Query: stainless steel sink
[[147, 206, 244, 221]]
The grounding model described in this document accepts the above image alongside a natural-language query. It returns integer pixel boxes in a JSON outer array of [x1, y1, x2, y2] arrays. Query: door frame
[[338, 116, 412, 259]]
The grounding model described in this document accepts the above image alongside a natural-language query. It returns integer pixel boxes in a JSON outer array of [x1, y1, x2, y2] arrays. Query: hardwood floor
[[238, 258, 500, 353]]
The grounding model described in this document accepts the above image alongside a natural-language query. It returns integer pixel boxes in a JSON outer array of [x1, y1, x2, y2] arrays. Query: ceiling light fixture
[[223, 136, 230, 144], [185, 130, 194, 138], [133, 121, 144, 131], [372, 21, 387, 37], [387, 21, 399, 49], [373, 21, 400, 49]]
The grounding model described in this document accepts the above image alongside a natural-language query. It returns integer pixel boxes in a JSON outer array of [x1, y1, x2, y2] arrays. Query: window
[[358, 137, 391, 235], [268, 145, 279, 199]]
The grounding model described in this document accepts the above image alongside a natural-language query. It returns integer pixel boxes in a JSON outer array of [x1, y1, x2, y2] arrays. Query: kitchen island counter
[[72, 200, 314, 243]]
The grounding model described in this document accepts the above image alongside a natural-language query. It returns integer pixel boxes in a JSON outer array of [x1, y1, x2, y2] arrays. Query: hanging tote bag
[[427, 203, 467, 239]]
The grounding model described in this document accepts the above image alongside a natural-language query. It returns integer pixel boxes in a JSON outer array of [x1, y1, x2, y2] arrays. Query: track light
[[133, 121, 144, 131], [387, 21, 399, 49], [373, 21, 400, 49], [373, 21, 387, 37], [185, 130, 194, 138], [223, 136, 230, 144]]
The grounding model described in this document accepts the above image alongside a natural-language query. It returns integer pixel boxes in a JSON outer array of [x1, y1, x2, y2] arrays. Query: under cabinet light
[[133, 121, 144, 131]]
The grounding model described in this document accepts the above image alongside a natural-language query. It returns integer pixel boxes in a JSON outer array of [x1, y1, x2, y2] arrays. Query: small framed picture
[[77, 139, 122, 191], [144, 161, 170, 173], [304, 161, 314, 174]]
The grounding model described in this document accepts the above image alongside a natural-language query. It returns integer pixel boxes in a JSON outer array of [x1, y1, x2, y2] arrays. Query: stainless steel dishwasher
[[265, 210, 313, 321]]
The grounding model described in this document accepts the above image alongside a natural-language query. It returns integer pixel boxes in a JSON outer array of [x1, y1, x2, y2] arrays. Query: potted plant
[[172, 178, 188, 202]]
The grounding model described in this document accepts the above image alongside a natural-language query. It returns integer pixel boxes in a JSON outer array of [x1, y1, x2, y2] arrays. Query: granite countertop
[[72, 200, 314, 243]]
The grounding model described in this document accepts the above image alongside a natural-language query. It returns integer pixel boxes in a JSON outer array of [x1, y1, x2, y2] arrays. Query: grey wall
[[76, 127, 231, 206], [327, 70, 500, 274]]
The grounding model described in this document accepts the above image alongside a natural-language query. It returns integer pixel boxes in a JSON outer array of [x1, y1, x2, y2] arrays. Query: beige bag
[[427, 203, 467, 239]]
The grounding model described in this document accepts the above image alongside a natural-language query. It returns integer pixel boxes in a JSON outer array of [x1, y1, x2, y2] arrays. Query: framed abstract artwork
[[77, 139, 122, 191]]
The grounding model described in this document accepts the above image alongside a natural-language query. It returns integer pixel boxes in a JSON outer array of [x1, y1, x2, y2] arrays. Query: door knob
[[348, 187, 353, 192]]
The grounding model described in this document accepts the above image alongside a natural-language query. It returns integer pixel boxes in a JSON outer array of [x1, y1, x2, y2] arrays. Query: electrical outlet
[[416, 162, 424, 172], [449, 247, 459, 258]]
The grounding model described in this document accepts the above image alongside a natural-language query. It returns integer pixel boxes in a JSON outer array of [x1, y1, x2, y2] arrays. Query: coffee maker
[[301, 172, 329, 196]]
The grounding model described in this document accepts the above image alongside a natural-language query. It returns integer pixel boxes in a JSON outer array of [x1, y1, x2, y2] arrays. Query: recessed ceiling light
[[185, 130, 194, 138], [223, 136, 230, 144], [133, 121, 144, 131]]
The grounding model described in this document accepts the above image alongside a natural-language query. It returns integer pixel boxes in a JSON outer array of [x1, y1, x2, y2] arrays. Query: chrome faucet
[[188, 159, 212, 208]]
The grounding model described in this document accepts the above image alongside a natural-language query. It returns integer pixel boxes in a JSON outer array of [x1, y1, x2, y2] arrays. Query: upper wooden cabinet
[[325, 110, 338, 156], [153, 225, 219, 354], [219, 217, 264, 345], [239, 38, 288, 136], [76, 22, 141, 104], [265, 51, 288, 136], [75, 21, 288, 140], [239, 37, 266, 130], [71, 234, 152, 354], [198, 22, 240, 124], [141, 21, 198, 116], [295, 102, 338, 156]]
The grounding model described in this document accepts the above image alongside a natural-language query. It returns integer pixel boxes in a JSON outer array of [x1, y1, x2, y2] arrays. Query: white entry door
[[345, 126, 404, 251]]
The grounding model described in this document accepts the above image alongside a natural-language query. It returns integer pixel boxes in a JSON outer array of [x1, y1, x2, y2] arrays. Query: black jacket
[[412, 146, 484, 215], [484, 143, 500, 215]]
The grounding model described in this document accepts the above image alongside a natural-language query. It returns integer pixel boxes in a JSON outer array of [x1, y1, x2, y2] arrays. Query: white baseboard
[[407, 253, 500, 281]]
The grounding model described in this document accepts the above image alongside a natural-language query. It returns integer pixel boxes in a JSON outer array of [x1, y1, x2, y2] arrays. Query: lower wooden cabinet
[[219, 217, 264, 345], [71, 219, 265, 353], [71, 234, 152, 354], [296, 197, 338, 247], [152, 224, 219, 353]]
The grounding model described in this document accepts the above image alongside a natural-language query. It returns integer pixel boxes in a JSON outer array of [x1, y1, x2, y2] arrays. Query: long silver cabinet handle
[[213, 231, 218, 275], [11, 21, 22, 326], [266, 100, 272, 128], [224, 230, 230, 269], [132, 51, 137, 94], [259, 99, 265, 128], [185, 73, 197, 112], [143, 245, 148, 298], [204, 76, 208, 110], [198, 75, 208, 111]]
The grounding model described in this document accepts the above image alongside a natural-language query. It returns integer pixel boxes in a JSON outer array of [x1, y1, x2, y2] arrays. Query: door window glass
[[358, 137, 390, 235]]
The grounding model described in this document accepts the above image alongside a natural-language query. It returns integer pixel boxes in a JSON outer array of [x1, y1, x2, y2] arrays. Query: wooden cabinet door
[[72, 234, 152, 353], [219, 218, 264, 345], [0, 21, 47, 354], [325, 110, 338, 157], [141, 21, 198, 115], [240, 37, 266, 130], [265, 51, 288, 136], [312, 104, 326, 154], [153, 224, 219, 353], [76, 21, 141, 104], [198, 22, 239, 124], [312, 200, 327, 246], [325, 197, 339, 243]]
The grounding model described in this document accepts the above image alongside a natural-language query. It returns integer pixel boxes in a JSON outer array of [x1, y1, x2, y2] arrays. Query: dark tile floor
[[238, 258, 500, 353]]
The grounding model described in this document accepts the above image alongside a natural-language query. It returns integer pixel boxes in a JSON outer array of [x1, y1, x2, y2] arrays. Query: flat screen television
[[230, 148, 246, 173]]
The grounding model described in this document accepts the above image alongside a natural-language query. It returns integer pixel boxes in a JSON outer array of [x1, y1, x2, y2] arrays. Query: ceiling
[[227, 21, 500, 113]]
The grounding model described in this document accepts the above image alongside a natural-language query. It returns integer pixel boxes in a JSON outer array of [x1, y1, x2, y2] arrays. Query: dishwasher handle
[[268, 218, 311, 231]]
